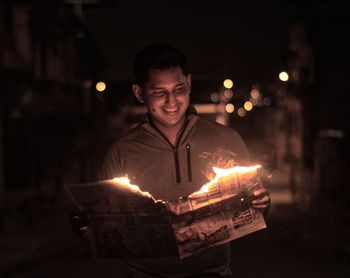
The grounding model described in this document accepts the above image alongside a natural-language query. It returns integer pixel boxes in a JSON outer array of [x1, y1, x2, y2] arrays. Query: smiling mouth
[[164, 107, 179, 114]]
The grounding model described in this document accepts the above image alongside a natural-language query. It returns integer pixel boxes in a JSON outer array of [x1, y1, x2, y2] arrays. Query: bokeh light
[[210, 92, 220, 102], [224, 89, 233, 99], [96, 81, 106, 92], [244, 101, 253, 111], [250, 89, 260, 99], [238, 108, 247, 117], [223, 79, 233, 89], [225, 103, 234, 113], [279, 71, 289, 82]]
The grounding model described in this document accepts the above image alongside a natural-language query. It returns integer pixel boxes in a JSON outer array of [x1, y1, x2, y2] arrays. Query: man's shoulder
[[196, 116, 240, 137], [123, 123, 145, 137], [107, 124, 146, 152], [195, 116, 249, 160]]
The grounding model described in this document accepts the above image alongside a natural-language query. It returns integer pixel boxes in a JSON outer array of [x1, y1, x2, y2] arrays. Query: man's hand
[[252, 187, 271, 211], [70, 211, 90, 238]]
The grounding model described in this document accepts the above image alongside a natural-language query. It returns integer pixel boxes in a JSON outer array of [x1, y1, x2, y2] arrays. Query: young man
[[98, 43, 270, 277]]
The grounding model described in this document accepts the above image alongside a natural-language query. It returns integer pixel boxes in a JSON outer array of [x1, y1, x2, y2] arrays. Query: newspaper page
[[65, 165, 266, 260], [65, 179, 178, 259], [166, 166, 266, 258]]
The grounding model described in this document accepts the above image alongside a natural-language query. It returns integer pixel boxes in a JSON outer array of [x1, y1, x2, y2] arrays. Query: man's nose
[[165, 92, 177, 104]]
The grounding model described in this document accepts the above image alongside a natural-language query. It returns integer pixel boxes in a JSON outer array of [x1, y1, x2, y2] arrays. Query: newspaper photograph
[[65, 165, 267, 259]]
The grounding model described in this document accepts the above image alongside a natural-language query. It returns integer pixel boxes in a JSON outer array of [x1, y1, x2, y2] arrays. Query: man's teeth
[[165, 108, 178, 113]]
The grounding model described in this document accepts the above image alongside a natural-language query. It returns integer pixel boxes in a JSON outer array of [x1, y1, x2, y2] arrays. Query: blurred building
[[0, 1, 108, 197]]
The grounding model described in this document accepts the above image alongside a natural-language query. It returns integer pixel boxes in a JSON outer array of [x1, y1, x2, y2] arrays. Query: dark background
[[1, 0, 350, 277]]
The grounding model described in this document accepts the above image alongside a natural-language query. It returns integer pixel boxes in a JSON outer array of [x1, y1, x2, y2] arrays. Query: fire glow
[[112, 164, 261, 202], [112, 177, 154, 200], [190, 165, 261, 196]]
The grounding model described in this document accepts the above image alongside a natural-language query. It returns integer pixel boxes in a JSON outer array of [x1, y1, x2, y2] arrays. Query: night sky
[[80, 1, 347, 78], [83, 0, 296, 82]]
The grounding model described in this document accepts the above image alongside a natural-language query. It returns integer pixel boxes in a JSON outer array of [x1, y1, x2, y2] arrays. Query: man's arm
[[98, 141, 126, 180], [70, 141, 126, 239]]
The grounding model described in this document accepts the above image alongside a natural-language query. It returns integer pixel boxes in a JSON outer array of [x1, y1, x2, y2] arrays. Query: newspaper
[[65, 166, 266, 259]]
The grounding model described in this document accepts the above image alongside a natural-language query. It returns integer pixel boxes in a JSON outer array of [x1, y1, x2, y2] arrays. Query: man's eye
[[152, 91, 165, 97], [174, 87, 185, 94]]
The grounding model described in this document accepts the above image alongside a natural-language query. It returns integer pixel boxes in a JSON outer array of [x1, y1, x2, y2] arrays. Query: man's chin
[[159, 118, 185, 128]]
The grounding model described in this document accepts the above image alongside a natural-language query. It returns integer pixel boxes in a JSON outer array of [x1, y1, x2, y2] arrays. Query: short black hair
[[132, 43, 189, 86]]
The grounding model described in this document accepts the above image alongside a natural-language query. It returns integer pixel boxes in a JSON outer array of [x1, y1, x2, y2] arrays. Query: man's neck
[[152, 119, 187, 147]]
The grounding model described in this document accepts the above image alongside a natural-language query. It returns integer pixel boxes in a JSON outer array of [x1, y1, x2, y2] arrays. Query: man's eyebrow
[[175, 83, 185, 87], [149, 86, 165, 90], [150, 82, 185, 90]]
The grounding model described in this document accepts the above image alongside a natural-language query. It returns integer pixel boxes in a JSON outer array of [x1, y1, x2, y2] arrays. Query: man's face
[[134, 66, 191, 131]]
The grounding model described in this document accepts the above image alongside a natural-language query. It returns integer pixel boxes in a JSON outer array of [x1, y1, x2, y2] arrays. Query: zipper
[[186, 144, 192, 182], [173, 121, 189, 183], [174, 148, 181, 183], [150, 119, 189, 184]]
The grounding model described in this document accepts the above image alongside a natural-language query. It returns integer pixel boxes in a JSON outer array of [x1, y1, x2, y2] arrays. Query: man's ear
[[186, 74, 192, 93], [132, 84, 144, 103]]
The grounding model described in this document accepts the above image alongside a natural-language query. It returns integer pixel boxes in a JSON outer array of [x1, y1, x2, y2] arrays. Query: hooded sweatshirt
[[99, 108, 249, 277]]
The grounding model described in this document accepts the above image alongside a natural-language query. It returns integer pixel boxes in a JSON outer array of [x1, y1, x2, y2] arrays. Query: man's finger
[[253, 204, 269, 209], [252, 195, 270, 204], [253, 188, 268, 196], [252, 201, 270, 207]]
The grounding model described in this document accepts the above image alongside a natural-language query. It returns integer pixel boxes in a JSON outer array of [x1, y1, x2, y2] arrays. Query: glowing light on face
[[143, 67, 190, 130], [223, 79, 233, 89], [225, 103, 234, 113], [279, 71, 289, 82], [96, 81, 106, 92]]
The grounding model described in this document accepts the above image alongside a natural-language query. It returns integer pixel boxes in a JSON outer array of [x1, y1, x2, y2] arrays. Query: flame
[[111, 164, 261, 203], [112, 177, 154, 199], [190, 165, 261, 196]]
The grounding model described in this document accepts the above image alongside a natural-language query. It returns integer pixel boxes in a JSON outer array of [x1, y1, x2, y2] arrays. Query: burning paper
[[167, 165, 262, 215], [65, 164, 267, 259], [166, 164, 266, 258]]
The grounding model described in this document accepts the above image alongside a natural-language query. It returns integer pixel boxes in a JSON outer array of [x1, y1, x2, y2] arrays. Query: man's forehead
[[146, 67, 188, 86], [148, 66, 184, 76]]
